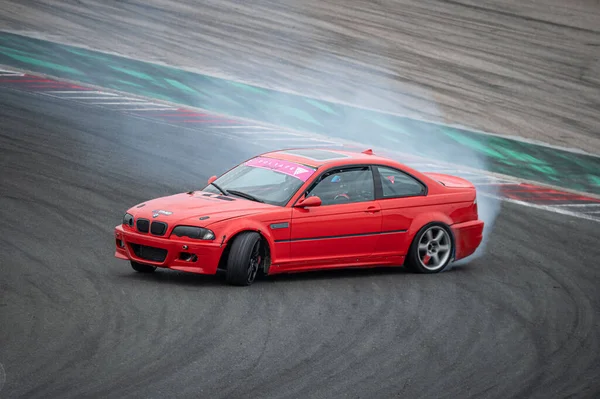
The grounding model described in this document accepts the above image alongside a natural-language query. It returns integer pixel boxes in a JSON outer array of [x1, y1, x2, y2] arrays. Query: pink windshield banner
[[245, 157, 316, 182]]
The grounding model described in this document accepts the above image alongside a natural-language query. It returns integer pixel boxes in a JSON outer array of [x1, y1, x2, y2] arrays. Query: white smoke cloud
[[259, 75, 502, 269]]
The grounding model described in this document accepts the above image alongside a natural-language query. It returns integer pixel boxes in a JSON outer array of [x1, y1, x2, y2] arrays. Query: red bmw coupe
[[114, 148, 484, 285]]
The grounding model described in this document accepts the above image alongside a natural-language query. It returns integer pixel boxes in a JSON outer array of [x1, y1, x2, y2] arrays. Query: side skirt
[[268, 255, 405, 274]]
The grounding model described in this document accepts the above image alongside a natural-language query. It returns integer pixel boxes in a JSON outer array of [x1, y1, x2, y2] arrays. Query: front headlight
[[171, 226, 216, 240], [123, 213, 134, 227]]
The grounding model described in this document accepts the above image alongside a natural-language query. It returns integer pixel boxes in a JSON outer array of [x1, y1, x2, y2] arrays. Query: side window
[[306, 167, 374, 205], [377, 166, 425, 198]]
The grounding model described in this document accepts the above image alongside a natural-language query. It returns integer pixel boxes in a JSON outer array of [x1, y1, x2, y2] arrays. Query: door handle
[[365, 206, 380, 213]]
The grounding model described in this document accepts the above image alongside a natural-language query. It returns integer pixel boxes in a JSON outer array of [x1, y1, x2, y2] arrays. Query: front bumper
[[451, 219, 484, 261], [114, 225, 224, 275]]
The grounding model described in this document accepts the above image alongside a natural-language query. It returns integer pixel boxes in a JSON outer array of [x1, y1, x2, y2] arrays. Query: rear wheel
[[405, 223, 453, 273], [226, 232, 264, 286], [130, 261, 157, 273]]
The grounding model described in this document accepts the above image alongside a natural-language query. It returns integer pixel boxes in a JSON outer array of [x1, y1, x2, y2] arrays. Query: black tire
[[130, 261, 157, 273], [225, 231, 264, 286], [405, 222, 454, 273]]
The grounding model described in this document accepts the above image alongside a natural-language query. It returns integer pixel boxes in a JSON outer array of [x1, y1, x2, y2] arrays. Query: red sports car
[[114, 148, 484, 285]]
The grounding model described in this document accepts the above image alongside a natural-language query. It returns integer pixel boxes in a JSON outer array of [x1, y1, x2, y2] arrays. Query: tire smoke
[[268, 80, 503, 266]]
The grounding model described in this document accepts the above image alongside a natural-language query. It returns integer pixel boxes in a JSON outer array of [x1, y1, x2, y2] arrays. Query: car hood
[[128, 191, 275, 226]]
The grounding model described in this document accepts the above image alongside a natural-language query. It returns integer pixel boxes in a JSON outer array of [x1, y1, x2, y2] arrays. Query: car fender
[[407, 212, 456, 258], [407, 211, 454, 238], [213, 219, 277, 252]]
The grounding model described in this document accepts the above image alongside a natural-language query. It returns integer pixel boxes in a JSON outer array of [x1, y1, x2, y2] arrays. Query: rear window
[[377, 166, 426, 198]]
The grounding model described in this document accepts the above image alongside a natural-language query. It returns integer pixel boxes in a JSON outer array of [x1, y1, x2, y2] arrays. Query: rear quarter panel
[[375, 189, 477, 256]]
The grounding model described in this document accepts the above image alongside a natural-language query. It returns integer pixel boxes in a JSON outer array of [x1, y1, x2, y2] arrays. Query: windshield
[[203, 156, 316, 206]]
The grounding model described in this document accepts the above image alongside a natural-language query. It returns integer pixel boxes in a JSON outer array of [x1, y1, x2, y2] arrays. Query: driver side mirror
[[207, 175, 218, 185], [295, 196, 322, 208]]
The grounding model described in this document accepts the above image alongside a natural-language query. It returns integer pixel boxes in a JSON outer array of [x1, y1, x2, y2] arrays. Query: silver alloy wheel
[[417, 226, 452, 271]]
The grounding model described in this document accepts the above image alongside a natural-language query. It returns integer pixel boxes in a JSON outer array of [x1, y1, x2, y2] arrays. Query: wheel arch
[[217, 225, 273, 273], [407, 213, 457, 260]]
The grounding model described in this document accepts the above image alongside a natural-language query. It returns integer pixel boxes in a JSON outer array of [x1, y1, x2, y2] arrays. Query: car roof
[[260, 147, 395, 168]]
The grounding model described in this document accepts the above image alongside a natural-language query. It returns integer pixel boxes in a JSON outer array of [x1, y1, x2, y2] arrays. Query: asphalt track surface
[[1, 89, 600, 399]]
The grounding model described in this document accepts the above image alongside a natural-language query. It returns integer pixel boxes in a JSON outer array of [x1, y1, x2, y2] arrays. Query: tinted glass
[[306, 167, 374, 205], [377, 166, 425, 197], [203, 157, 315, 206]]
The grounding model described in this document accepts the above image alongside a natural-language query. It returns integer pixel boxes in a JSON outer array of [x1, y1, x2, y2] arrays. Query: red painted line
[[496, 183, 600, 203], [25, 84, 79, 88], [0, 78, 55, 83], [0, 76, 94, 90], [31, 83, 81, 87]]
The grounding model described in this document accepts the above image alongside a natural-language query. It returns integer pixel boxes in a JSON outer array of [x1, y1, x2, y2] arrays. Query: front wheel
[[225, 232, 264, 286], [130, 261, 157, 273], [405, 223, 453, 273]]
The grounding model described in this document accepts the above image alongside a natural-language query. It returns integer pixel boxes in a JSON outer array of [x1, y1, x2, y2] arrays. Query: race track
[[2, 0, 600, 153], [1, 87, 600, 398]]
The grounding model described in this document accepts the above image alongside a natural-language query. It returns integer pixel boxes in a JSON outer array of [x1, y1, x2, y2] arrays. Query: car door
[[372, 165, 428, 257], [288, 166, 382, 268]]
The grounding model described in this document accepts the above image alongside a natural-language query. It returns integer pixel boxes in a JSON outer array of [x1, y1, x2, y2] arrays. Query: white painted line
[[481, 193, 600, 223], [587, 210, 600, 214], [0, 70, 25, 76], [218, 133, 274, 137], [35, 91, 175, 110], [89, 101, 164, 105], [105, 97, 147, 102], [261, 143, 342, 148], [231, 130, 305, 136], [210, 126, 277, 130], [122, 108, 178, 111], [224, 128, 293, 132], [551, 203, 600, 207], [255, 137, 336, 142], [46, 91, 119, 95], [59, 96, 146, 100], [234, 133, 306, 138]]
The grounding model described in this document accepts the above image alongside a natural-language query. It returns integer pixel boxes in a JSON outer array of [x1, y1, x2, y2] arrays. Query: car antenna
[[362, 148, 373, 155]]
